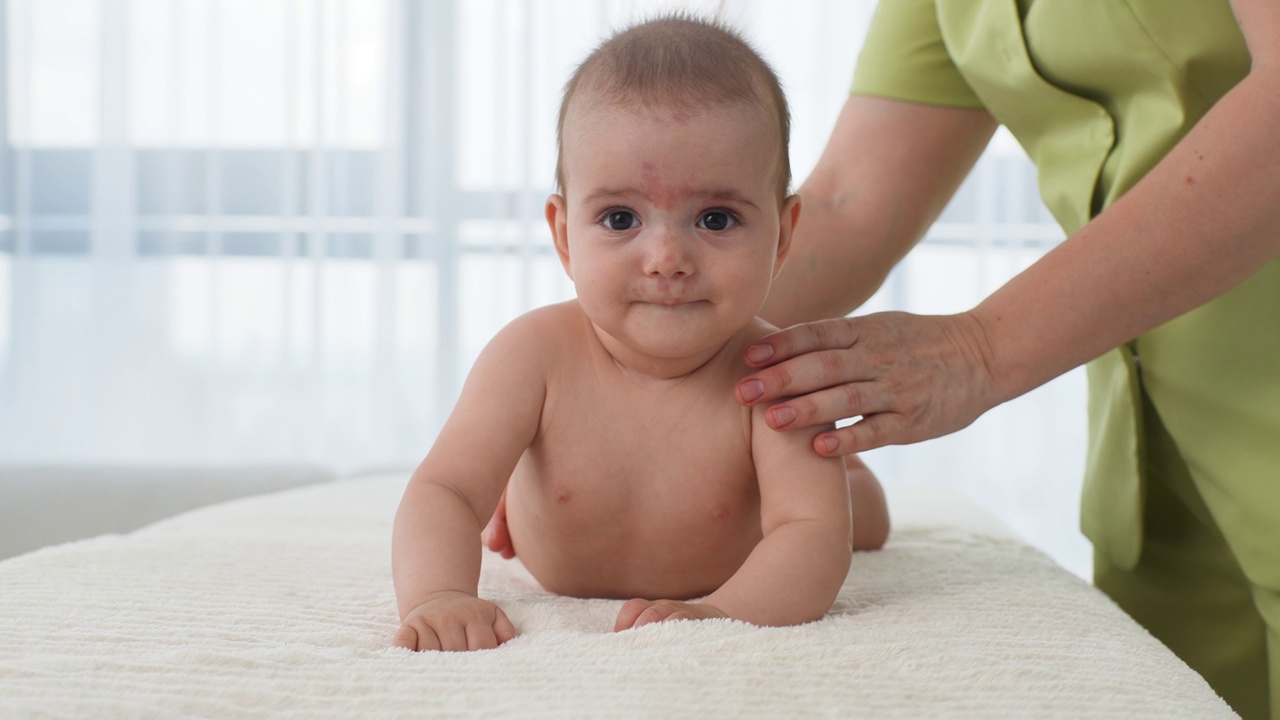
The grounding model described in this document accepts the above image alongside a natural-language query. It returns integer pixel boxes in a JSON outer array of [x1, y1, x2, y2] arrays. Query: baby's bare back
[[504, 305, 767, 600]]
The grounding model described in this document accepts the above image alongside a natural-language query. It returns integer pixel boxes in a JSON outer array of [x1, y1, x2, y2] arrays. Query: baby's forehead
[[557, 88, 789, 202], [564, 93, 774, 136]]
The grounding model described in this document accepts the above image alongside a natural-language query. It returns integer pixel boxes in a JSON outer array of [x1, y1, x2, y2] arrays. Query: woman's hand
[[736, 311, 1003, 456]]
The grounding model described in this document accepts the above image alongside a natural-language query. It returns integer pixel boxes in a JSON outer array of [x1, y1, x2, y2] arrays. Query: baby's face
[[549, 100, 795, 371]]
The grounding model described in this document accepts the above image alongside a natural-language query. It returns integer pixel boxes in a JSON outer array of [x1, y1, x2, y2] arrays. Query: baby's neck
[[607, 352, 715, 387], [590, 326, 736, 386]]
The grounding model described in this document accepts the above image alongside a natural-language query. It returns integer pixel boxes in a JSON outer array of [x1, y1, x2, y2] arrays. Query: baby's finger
[[410, 624, 443, 652], [494, 608, 517, 645], [392, 624, 418, 650], [465, 622, 500, 651], [614, 598, 652, 632], [633, 605, 672, 628], [432, 621, 469, 652]]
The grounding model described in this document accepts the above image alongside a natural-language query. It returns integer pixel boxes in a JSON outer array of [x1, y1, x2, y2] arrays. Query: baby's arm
[[617, 408, 853, 629], [392, 313, 550, 651]]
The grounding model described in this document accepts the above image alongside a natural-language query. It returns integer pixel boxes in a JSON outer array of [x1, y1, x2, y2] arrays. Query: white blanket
[[0, 473, 1232, 718]]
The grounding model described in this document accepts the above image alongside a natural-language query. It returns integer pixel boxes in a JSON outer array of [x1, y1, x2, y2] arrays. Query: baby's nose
[[643, 231, 695, 278]]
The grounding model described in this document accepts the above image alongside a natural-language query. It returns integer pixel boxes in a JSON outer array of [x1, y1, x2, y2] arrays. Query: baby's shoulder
[[507, 299, 580, 330], [489, 300, 589, 357], [495, 299, 576, 332], [728, 316, 781, 357]]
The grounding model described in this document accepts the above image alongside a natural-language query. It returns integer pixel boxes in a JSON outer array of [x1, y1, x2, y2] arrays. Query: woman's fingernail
[[820, 435, 839, 454], [746, 344, 774, 364], [771, 406, 796, 428], [739, 379, 764, 402]]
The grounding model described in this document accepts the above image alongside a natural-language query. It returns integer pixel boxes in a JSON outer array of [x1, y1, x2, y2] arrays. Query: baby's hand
[[614, 598, 728, 631], [393, 591, 516, 652]]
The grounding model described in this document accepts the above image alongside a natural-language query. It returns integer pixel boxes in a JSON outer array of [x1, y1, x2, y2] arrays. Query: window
[[0, 0, 1088, 576]]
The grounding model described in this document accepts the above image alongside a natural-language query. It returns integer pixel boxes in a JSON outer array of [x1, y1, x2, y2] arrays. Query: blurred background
[[0, 0, 1090, 575]]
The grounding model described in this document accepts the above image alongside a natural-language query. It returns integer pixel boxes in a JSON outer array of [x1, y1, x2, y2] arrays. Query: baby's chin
[[626, 304, 748, 342], [584, 306, 756, 377]]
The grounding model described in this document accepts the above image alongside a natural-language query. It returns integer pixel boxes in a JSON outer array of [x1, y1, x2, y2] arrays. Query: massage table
[[0, 472, 1233, 718]]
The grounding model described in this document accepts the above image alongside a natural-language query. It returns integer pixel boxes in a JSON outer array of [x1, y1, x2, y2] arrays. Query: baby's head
[[555, 14, 791, 204], [548, 15, 799, 374]]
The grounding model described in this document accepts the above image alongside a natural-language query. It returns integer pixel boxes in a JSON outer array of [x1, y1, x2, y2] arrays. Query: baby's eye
[[697, 210, 737, 232], [603, 210, 639, 231]]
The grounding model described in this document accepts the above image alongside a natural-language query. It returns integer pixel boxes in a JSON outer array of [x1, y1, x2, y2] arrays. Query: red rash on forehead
[[640, 162, 691, 211], [668, 107, 692, 123]]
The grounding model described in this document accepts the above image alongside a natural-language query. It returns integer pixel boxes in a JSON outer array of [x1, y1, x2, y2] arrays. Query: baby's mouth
[[640, 297, 704, 307]]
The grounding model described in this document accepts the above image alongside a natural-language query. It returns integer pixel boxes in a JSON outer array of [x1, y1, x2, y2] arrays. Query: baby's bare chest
[[517, 378, 759, 518], [504, 363, 765, 598]]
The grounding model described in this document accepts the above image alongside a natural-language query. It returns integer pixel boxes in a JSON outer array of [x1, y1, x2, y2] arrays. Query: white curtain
[[0, 0, 1090, 576]]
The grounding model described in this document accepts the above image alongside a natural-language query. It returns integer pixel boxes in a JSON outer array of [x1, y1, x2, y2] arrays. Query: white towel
[[0, 474, 1233, 718]]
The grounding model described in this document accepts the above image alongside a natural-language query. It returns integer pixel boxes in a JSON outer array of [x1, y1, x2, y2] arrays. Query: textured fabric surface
[[0, 474, 1233, 719]]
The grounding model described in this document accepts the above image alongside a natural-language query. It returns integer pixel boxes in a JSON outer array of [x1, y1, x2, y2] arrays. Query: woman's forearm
[[972, 65, 1280, 404]]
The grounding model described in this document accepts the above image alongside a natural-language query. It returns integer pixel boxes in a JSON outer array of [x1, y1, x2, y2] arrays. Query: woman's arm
[[741, 0, 1280, 455], [760, 94, 997, 327], [968, 0, 1280, 406]]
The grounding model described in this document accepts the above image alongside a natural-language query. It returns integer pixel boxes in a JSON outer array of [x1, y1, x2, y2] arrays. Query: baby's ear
[[546, 194, 573, 279], [773, 194, 802, 275]]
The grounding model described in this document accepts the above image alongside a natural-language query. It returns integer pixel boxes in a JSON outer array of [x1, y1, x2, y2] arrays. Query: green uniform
[[852, 1, 1280, 717]]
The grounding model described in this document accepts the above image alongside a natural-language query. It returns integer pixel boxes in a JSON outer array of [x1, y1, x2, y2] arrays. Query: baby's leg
[[845, 455, 889, 550], [482, 485, 516, 559]]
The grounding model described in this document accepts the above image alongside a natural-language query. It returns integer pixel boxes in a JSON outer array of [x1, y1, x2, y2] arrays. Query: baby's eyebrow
[[579, 187, 637, 205], [690, 188, 761, 210], [579, 186, 761, 210]]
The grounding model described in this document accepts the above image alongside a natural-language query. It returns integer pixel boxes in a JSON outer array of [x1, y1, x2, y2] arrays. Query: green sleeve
[[851, 0, 985, 109]]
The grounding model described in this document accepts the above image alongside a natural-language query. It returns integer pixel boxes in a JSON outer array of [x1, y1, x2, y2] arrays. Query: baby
[[392, 15, 889, 652]]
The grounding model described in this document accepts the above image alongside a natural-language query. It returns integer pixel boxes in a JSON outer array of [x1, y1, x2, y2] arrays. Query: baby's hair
[[555, 13, 792, 202]]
